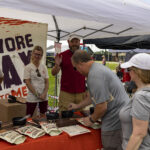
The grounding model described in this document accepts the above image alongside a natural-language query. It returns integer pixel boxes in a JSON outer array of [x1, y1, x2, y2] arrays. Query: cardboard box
[[0, 98, 26, 123]]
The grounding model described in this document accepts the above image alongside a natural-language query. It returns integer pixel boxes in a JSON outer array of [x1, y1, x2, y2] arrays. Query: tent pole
[[52, 16, 61, 99], [108, 49, 109, 67]]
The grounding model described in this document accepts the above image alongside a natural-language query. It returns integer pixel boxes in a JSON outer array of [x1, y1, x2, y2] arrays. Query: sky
[[142, 0, 150, 5]]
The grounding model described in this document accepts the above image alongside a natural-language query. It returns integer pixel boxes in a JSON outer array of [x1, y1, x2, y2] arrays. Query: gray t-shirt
[[87, 63, 129, 131], [119, 87, 150, 150]]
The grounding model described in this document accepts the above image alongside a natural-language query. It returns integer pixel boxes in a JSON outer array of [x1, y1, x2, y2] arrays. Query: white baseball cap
[[121, 53, 150, 70], [68, 34, 80, 41]]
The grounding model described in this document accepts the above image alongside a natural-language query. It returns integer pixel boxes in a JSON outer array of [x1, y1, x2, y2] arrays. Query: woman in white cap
[[119, 53, 150, 150]]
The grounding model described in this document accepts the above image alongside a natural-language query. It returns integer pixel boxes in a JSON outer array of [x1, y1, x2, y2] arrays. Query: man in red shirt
[[51, 34, 86, 111]]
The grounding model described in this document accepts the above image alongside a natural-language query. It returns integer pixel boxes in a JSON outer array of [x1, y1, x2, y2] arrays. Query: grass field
[[48, 61, 119, 107], [96, 61, 118, 71], [47, 69, 56, 107]]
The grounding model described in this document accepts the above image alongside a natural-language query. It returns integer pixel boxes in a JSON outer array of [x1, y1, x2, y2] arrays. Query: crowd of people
[[0, 34, 150, 150]]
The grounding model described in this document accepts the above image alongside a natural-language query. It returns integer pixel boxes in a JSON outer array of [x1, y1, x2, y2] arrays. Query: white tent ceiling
[[0, 0, 150, 41]]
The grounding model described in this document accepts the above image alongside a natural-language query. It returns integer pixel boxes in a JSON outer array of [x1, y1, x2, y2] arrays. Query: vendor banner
[[0, 17, 48, 99]]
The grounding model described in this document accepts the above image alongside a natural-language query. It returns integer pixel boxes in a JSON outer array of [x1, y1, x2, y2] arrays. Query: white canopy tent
[[0, 0, 150, 41], [108, 49, 150, 53], [1, 0, 150, 96]]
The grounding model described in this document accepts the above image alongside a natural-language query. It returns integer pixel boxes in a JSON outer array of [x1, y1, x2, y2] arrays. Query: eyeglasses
[[127, 68, 132, 72], [36, 69, 41, 77], [34, 53, 42, 57]]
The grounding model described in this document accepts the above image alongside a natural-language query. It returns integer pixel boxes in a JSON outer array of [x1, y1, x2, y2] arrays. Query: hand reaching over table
[[68, 103, 79, 110]]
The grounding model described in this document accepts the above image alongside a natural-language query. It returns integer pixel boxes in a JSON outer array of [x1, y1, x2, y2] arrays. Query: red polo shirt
[[59, 50, 85, 93]]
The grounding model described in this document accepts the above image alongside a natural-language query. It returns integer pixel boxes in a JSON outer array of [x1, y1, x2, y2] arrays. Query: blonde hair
[[30, 46, 43, 62], [132, 67, 150, 83]]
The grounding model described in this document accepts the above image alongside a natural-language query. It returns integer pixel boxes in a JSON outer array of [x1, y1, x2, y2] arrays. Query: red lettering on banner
[[0, 86, 28, 99], [22, 86, 28, 96], [11, 90, 16, 96], [0, 95, 4, 99], [16, 88, 21, 97]]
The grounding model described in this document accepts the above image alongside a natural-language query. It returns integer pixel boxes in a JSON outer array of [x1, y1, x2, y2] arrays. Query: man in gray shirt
[[69, 50, 130, 150]]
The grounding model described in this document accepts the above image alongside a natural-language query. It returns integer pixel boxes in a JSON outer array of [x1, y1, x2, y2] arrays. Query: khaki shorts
[[59, 90, 86, 111]]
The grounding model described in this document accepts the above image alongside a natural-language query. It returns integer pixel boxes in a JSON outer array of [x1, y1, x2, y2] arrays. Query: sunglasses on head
[[36, 69, 41, 77]]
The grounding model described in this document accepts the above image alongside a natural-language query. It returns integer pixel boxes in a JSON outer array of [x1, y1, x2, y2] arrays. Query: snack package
[[0, 130, 26, 144], [59, 125, 91, 136], [16, 125, 45, 138], [40, 122, 62, 136], [78, 118, 101, 129]]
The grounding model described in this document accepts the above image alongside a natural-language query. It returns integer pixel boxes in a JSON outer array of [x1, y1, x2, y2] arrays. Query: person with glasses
[[69, 50, 130, 150], [119, 53, 150, 150], [51, 34, 86, 111], [24, 46, 49, 117]]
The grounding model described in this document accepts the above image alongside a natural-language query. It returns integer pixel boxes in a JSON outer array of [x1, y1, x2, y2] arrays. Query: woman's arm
[[0, 69, 4, 84], [40, 78, 49, 100], [126, 117, 149, 150], [24, 79, 38, 97], [0, 77, 3, 84]]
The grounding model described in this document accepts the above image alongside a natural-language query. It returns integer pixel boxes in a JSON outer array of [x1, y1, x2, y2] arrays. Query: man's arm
[[91, 101, 107, 121], [51, 54, 62, 76], [82, 102, 107, 126], [68, 94, 92, 110], [51, 64, 61, 76]]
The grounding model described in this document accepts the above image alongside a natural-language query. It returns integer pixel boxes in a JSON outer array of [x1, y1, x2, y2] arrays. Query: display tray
[[56, 118, 79, 127]]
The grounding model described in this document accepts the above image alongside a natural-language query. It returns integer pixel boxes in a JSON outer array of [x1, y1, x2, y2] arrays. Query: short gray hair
[[72, 50, 91, 64]]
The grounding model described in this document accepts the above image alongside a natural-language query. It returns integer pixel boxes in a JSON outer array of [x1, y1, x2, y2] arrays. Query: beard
[[70, 45, 80, 52]]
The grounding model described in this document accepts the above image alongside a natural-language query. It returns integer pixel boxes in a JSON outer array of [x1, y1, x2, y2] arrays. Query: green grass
[[48, 68, 56, 107], [47, 61, 119, 107], [48, 68, 55, 96], [96, 61, 118, 71]]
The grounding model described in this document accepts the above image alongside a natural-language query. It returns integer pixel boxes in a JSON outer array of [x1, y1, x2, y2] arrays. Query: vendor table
[[0, 127, 102, 150]]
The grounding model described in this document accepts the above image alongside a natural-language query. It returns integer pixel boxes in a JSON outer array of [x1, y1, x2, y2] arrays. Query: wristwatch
[[89, 116, 95, 123]]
